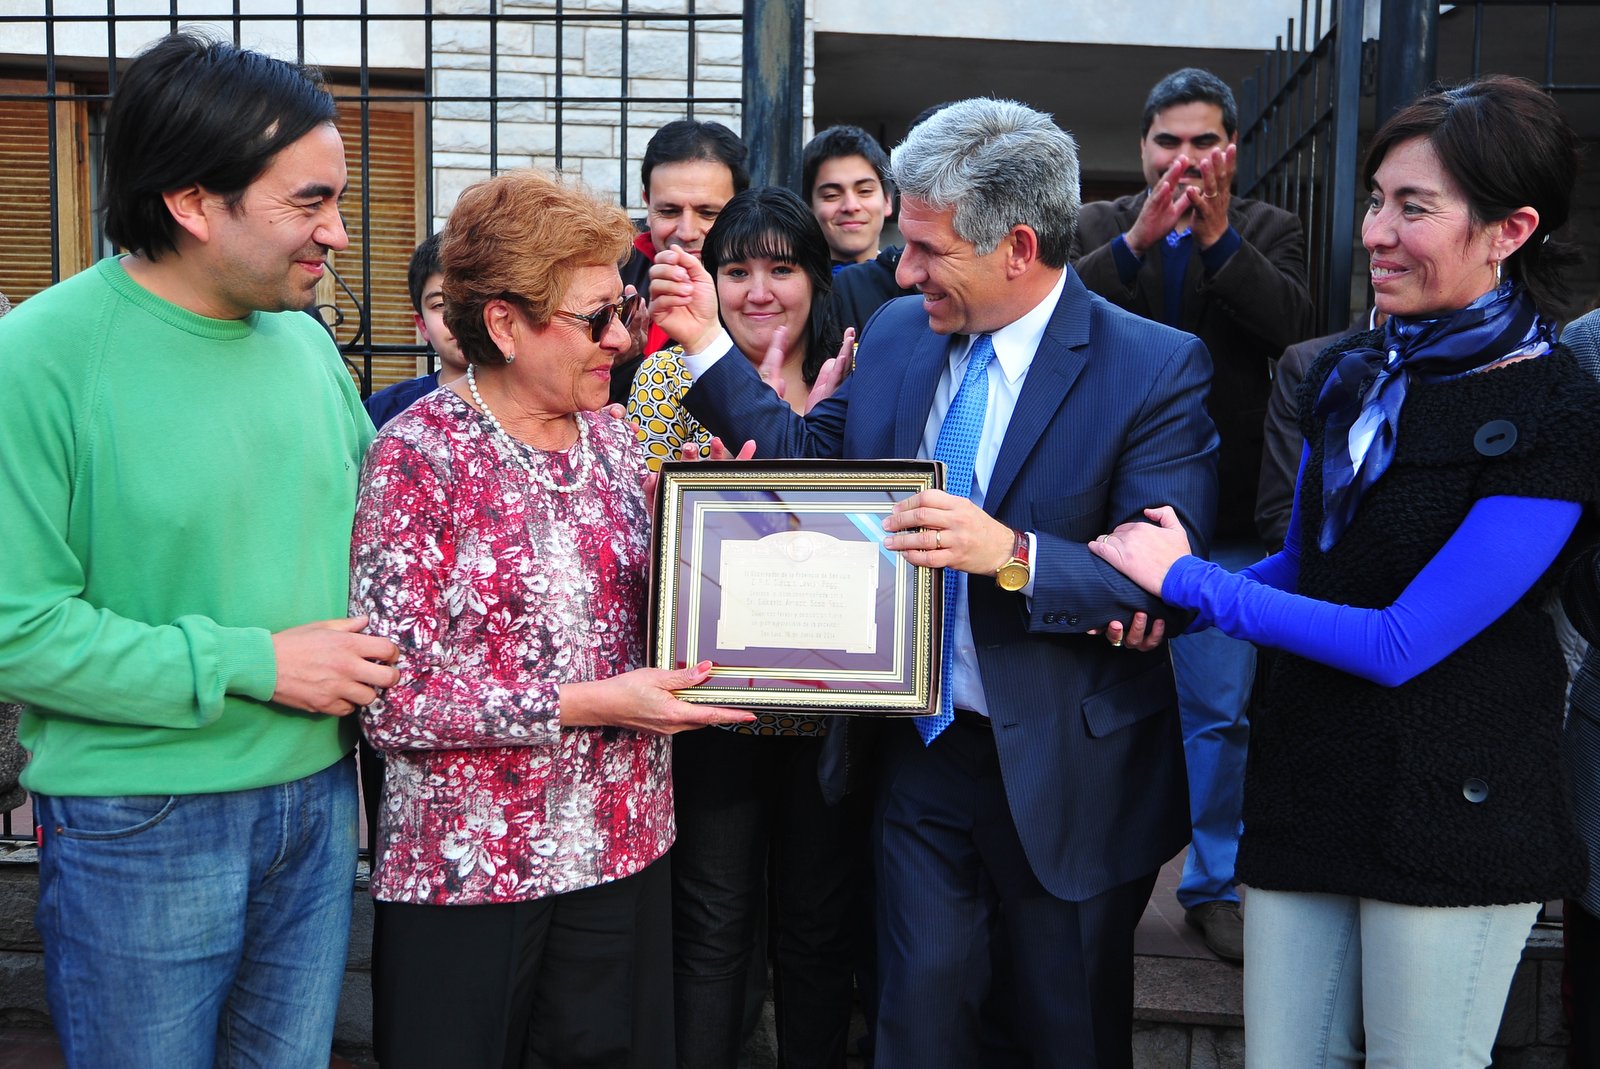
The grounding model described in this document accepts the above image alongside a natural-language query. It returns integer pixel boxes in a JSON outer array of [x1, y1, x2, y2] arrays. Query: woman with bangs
[[351, 170, 747, 1069], [630, 185, 852, 471], [628, 185, 857, 1069]]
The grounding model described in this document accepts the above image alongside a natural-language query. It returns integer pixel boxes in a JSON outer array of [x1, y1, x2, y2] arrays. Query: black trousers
[[670, 728, 856, 1069], [1567, 899, 1600, 1069], [374, 860, 672, 1069]]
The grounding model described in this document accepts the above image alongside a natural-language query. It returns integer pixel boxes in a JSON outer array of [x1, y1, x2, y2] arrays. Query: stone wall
[[429, 0, 815, 228], [0, 862, 48, 1030]]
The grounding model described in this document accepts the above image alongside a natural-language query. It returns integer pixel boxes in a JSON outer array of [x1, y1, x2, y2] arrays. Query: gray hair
[[890, 98, 1079, 269]]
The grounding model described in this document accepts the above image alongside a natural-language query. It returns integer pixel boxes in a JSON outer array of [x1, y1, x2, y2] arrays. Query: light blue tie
[[919, 333, 996, 745]]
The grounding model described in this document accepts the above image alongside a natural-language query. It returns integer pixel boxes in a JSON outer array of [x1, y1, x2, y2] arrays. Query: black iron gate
[[0, 1, 807, 403], [0, 0, 815, 843], [1237, 0, 1364, 337], [1240, 0, 1600, 334]]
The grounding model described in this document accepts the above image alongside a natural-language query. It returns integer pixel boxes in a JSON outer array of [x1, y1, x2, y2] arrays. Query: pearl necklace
[[466, 364, 593, 495]]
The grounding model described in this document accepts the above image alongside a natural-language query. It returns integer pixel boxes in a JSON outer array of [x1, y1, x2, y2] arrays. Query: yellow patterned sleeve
[[626, 347, 713, 473]]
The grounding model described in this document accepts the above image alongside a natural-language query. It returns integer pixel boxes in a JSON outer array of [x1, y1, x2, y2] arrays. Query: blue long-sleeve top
[[1161, 446, 1581, 688]]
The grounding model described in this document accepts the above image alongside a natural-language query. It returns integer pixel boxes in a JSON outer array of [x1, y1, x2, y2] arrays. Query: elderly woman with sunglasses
[[349, 170, 748, 1069]]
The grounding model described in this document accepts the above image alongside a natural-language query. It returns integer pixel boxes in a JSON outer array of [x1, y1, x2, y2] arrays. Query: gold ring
[[934, 530, 942, 550], [1202, 191, 1218, 199], [1111, 636, 1124, 647], [1097, 534, 1109, 544]]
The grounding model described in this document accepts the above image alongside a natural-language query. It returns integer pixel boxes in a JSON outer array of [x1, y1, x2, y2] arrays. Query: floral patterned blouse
[[350, 388, 671, 906]]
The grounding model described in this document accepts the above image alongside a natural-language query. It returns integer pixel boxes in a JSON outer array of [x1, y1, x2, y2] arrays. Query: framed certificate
[[649, 459, 944, 716]]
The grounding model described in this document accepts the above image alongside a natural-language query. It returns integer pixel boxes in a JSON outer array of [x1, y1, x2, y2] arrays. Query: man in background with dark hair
[[802, 123, 894, 271], [612, 118, 749, 403], [1069, 66, 1313, 963], [364, 231, 468, 428], [0, 31, 398, 1068]]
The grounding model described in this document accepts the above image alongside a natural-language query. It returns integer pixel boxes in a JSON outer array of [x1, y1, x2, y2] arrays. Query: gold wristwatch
[[995, 528, 1032, 592]]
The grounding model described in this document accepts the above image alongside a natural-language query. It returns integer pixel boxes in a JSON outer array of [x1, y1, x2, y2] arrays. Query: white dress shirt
[[683, 268, 1067, 718], [918, 271, 1063, 716]]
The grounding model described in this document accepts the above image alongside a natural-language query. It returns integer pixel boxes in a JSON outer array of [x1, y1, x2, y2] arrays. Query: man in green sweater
[[0, 32, 399, 1069]]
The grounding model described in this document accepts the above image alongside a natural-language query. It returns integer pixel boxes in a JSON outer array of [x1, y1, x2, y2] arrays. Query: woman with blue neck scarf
[[1089, 76, 1600, 1069]]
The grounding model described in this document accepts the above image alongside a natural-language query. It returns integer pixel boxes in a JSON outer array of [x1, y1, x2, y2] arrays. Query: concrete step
[[0, 845, 1572, 1068]]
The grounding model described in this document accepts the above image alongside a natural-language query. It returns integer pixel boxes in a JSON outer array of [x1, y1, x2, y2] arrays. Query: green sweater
[[0, 258, 373, 796]]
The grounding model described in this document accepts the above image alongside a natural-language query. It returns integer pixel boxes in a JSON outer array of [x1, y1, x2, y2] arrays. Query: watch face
[[997, 562, 1028, 591]]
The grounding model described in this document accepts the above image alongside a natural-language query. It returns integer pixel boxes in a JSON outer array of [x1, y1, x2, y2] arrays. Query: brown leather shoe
[[1184, 899, 1244, 962]]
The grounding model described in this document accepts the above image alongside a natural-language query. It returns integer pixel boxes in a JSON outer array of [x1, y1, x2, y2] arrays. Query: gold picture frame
[[649, 459, 944, 716]]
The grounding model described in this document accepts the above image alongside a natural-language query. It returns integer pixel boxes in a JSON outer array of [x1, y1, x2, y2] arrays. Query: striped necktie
[[919, 333, 996, 745]]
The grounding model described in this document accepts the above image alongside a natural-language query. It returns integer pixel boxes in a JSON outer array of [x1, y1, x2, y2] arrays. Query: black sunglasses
[[553, 292, 643, 343]]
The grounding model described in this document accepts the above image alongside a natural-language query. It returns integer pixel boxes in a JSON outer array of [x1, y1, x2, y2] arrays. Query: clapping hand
[[758, 326, 854, 415], [1124, 156, 1195, 257], [641, 437, 756, 510], [682, 437, 757, 463], [622, 283, 650, 359], [1184, 143, 1236, 249]]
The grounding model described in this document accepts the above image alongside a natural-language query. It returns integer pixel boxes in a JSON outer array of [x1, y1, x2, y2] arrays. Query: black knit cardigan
[[1235, 331, 1600, 906]]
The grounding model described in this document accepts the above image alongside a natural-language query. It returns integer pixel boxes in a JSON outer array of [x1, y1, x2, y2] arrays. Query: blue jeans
[[1169, 538, 1259, 908], [1243, 887, 1538, 1069], [34, 755, 358, 1069]]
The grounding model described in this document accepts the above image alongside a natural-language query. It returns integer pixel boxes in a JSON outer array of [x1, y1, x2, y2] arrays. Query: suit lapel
[[985, 273, 1091, 511], [895, 329, 950, 460]]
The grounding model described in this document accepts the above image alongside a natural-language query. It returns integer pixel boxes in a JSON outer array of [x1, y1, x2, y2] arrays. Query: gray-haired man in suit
[[648, 96, 1218, 1069]]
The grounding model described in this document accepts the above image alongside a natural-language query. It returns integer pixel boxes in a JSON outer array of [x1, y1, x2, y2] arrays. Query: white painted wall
[[815, 0, 1337, 51], [0, 0, 427, 70]]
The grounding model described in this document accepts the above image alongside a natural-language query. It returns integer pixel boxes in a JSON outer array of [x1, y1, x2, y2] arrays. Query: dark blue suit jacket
[[684, 269, 1219, 900], [363, 371, 441, 429]]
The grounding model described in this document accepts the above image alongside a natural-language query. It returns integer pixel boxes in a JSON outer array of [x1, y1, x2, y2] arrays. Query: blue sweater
[[363, 371, 441, 429], [1163, 446, 1581, 687]]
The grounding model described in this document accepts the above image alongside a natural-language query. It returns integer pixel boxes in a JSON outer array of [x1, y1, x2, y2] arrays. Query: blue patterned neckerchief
[[1313, 281, 1555, 551]]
